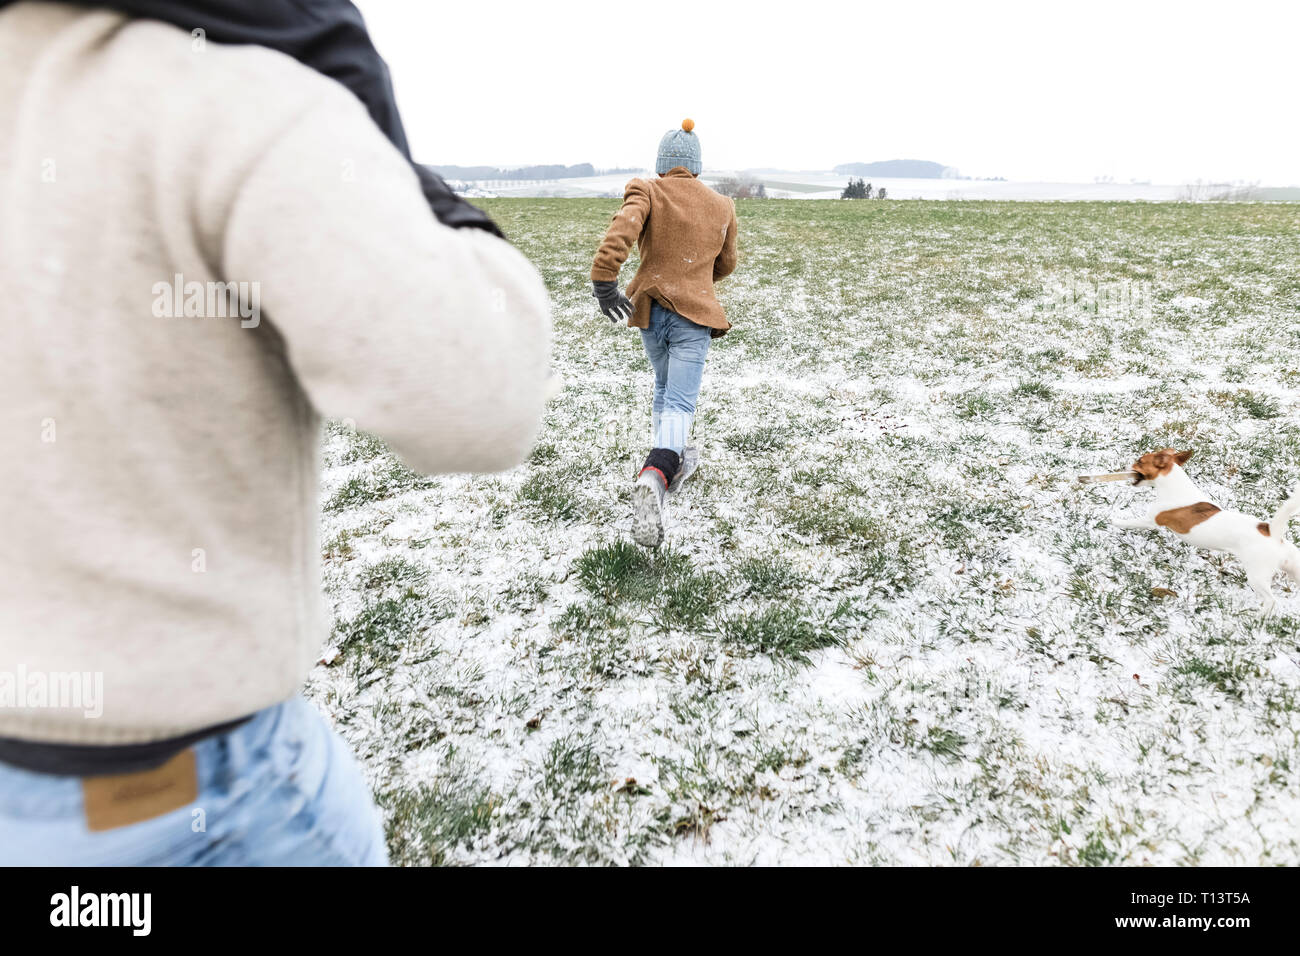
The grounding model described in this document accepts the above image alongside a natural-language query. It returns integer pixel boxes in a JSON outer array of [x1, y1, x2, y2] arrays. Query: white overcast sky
[[357, 0, 1298, 185]]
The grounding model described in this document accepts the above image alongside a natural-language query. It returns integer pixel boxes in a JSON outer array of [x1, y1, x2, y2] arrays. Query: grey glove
[[593, 280, 633, 324]]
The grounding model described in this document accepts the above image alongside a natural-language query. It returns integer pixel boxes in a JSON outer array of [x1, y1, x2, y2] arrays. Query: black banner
[[0, 866, 1284, 943]]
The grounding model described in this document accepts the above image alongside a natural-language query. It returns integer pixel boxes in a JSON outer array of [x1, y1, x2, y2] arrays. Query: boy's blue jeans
[[0, 696, 387, 866], [641, 301, 711, 454]]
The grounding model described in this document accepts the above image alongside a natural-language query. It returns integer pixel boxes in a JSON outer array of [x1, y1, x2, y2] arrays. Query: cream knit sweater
[[0, 4, 552, 744]]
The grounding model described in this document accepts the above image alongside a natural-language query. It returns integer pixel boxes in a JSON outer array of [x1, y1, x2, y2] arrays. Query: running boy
[[590, 119, 739, 547]]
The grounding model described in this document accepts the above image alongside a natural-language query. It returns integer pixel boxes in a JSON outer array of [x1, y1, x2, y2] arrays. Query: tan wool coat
[[591, 167, 739, 335]]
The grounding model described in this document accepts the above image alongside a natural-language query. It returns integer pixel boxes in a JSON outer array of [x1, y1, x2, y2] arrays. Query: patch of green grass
[[921, 727, 968, 761], [1013, 380, 1055, 401], [542, 735, 606, 796], [549, 601, 636, 678], [1170, 655, 1254, 701], [552, 599, 628, 639], [724, 424, 789, 453], [323, 421, 392, 466], [528, 442, 560, 465], [653, 570, 725, 632], [379, 779, 497, 866], [955, 391, 998, 420], [324, 458, 436, 513], [1029, 347, 1068, 369], [719, 604, 844, 663], [573, 541, 723, 631], [516, 467, 582, 521], [573, 540, 698, 605], [331, 558, 448, 672], [930, 498, 1026, 550], [1208, 388, 1281, 420], [502, 571, 551, 611], [791, 464, 844, 487], [574, 540, 658, 603], [781, 497, 893, 549], [333, 594, 442, 674], [359, 556, 428, 592], [1078, 829, 1117, 867], [737, 554, 806, 599]]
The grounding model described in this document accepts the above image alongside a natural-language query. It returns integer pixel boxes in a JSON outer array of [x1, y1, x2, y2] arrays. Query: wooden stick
[[1078, 471, 1139, 484]]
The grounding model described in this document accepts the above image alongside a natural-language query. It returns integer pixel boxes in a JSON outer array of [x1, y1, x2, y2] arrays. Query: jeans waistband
[[0, 716, 254, 777]]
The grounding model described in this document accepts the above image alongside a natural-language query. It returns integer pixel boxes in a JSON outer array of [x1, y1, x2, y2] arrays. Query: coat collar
[[660, 167, 695, 179]]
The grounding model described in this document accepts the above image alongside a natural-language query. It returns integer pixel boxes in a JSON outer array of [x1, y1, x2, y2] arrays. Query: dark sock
[[641, 448, 680, 487]]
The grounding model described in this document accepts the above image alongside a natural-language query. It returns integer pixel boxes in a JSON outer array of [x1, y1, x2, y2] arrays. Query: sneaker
[[631, 469, 666, 548], [667, 445, 700, 494]]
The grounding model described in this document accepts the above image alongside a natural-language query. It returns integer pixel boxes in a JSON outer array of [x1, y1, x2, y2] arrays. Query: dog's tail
[[1268, 482, 1300, 540]]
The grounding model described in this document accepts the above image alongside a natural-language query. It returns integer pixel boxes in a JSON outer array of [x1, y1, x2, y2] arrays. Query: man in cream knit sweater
[[0, 3, 551, 864]]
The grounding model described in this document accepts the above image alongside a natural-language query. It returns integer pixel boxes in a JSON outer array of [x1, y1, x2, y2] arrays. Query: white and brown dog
[[1111, 449, 1300, 614]]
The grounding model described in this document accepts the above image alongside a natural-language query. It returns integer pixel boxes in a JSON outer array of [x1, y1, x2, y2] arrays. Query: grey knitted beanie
[[656, 118, 701, 176]]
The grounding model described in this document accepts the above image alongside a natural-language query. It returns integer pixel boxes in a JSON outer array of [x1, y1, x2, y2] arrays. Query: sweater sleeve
[[222, 89, 551, 476], [590, 179, 651, 282], [713, 199, 739, 281]]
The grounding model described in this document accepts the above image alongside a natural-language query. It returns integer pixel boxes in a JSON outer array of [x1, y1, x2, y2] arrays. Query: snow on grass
[[308, 198, 1300, 866]]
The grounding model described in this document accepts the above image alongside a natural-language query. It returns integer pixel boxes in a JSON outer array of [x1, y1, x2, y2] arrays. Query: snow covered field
[[310, 198, 1300, 865]]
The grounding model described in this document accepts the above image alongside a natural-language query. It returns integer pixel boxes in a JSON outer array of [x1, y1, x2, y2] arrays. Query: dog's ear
[[1173, 449, 1195, 466]]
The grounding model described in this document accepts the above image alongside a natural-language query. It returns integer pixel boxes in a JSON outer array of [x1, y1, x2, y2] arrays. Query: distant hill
[[427, 163, 596, 181], [833, 159, 955, 179]]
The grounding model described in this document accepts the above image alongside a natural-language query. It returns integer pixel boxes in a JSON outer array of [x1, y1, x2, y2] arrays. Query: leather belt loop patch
[[82, 748, 199, 832]]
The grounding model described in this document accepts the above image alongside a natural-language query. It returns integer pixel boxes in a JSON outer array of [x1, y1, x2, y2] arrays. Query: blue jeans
[[641, 301, 711, 454], [0, 697, 387, 866]]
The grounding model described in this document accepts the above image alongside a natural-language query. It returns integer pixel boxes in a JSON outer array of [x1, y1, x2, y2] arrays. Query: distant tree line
[[841, 178, 886, 200], [712, 175, 767, 199]]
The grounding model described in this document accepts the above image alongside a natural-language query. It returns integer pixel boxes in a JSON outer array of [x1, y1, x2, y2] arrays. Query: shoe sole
[[631, 480, 664, 548]]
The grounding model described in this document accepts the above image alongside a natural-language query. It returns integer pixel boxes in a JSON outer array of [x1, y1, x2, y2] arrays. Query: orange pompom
[[681, 118, 695, 133]]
